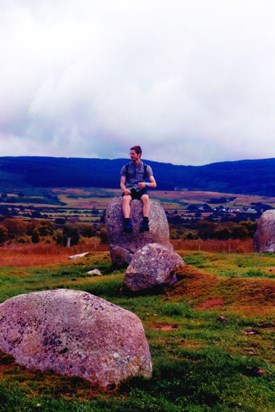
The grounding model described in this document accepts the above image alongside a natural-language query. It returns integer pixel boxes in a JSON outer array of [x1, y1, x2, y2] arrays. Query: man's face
[[130, 150, 141, 162]]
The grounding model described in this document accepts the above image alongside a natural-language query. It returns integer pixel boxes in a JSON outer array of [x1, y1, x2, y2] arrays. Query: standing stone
[[122, 243, 185, 293], [253, 209, 275, 252], [106, 197, 172, 266], [0, 289, 152, 388]]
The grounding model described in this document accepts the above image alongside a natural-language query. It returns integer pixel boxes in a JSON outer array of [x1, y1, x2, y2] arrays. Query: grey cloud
[[1, 0, 275, 164]]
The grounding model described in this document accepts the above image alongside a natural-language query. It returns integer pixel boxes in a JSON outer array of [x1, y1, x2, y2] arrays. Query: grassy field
[[3, 187, 275, 217], [52, 188, 275, 210], [0, 243, 274, 412]]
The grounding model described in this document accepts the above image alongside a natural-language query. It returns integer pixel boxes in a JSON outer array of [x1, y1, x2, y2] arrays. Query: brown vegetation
[[0, 239, 108, 267], [0, 239, 254, 268], [171, 238, 254, 253], [169, 265, 275, 316]]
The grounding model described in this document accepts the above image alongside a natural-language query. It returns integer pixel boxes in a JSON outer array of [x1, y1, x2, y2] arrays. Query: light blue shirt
[[120, 161, 153, 191]]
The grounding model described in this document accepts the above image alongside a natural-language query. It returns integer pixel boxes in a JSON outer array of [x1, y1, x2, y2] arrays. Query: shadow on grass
[[120, 346, 274, 411]]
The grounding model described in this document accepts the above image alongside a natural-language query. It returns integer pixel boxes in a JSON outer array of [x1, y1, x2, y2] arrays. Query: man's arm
[[148, 175, 157, 188], [138, 175, 157, 189], [120, 175, 131, 194]]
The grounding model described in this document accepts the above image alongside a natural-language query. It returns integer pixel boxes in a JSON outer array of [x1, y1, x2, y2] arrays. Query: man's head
[[130, 145, 142, 162]]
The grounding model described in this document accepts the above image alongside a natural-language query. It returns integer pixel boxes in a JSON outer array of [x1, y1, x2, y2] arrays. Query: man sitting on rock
[[120, 145, 157, 233]]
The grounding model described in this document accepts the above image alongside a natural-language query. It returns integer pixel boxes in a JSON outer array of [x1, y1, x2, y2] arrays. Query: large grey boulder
[[106, 197, 172, 267], [253, 210, 275, 252], [0, 289, 152, 388], [122, 243, 185, 293]]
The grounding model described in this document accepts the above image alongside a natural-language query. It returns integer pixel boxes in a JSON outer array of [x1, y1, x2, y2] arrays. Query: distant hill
[[0, 156, 275, 196]]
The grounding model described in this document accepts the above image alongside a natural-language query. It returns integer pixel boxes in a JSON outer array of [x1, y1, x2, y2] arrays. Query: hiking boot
[[123, 219, 133, 233], [140, 218, 149, 232]]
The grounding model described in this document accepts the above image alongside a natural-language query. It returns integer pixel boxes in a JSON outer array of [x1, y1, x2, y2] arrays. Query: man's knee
[[141, 194, 150, 204], [122, 194, 132, 204]]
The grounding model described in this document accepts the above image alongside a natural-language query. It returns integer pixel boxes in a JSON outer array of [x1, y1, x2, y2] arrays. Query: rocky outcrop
[[0, 289, 152, 388], [122, 243, 184, 293], [106, 197, 172, 267], [253, 210, 275, 252]]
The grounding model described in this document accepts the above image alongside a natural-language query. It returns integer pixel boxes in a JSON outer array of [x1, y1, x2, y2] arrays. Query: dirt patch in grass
[[195, 298, 224, 310], [181, 340, 206, 349], [151, 323, 179, 331]]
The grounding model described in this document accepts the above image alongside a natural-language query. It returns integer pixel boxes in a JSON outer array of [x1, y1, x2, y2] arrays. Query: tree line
[[0, 216, 258, 247], [0, 218, 108, 246]]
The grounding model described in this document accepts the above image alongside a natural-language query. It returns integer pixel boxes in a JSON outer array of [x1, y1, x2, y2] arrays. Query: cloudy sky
[[1, 0, 275, 165]]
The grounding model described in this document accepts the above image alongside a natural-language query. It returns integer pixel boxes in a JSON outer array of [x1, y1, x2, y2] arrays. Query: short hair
[[130, 145, 142, 155]]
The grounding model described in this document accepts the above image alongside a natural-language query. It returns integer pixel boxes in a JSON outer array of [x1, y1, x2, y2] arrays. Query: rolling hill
[[0, 156, 275, 196]]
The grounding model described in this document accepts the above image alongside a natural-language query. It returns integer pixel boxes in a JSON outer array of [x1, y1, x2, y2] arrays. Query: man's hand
[[124, 188, 131, 195], [138, 182, 146, 189]]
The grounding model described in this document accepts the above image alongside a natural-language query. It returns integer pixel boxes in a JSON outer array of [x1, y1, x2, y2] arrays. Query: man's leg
[[140, 194, 150, 231], [122, 194, 133, 232], [140, 194, 150, 217], [122, 194, 132, 218]]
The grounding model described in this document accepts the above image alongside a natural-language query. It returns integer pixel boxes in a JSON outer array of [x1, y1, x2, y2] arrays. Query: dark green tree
[[62, 223, 80, 246], [31, 228, 40, 243], [0, 225, 8, 244]]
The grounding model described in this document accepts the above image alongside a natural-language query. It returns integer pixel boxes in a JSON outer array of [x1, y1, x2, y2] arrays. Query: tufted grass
[[0, 250, 274, 412]]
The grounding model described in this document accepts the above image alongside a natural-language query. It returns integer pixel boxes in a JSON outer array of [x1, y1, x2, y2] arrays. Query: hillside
[[0, 156, 275, 196]]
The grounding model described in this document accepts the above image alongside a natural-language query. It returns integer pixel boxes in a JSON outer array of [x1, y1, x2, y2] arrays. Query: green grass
[[183, 251, 275, 279], [0, 251, 274, 411]]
